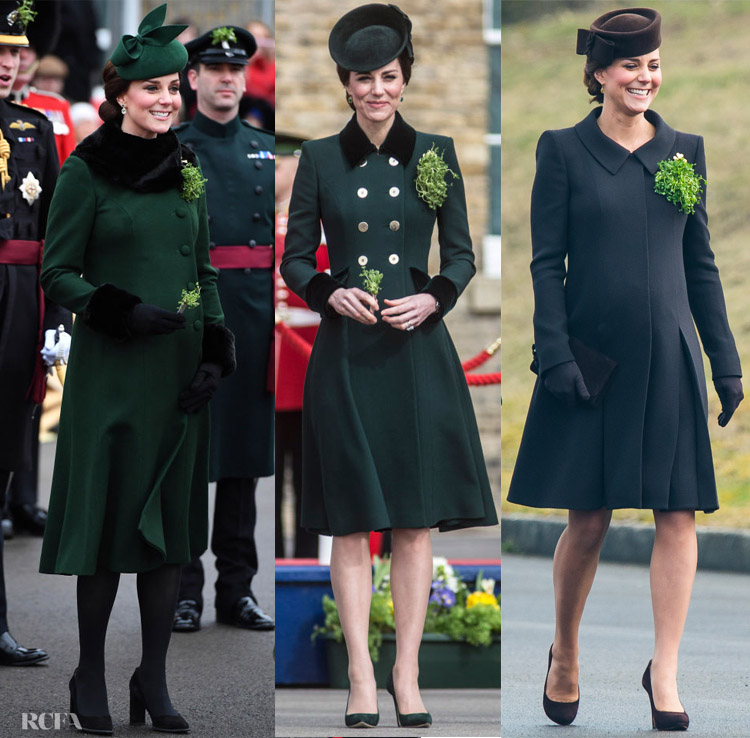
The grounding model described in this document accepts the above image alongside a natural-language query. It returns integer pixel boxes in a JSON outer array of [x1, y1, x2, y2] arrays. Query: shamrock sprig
[[415, 144, 459, 210], [10, 0, 37, 27], [211, 27, 237, 45], [360, 267, 383, 297], [180, 159, 207, 202], [177, 284, 201, 314], [654, 152, 706, 215]]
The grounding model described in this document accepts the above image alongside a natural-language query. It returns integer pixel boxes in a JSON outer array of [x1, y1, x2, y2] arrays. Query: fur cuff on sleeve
[[83, 283, 142, 340], [421, 275, 458, 322], [305, 272, 345, 318], [202, 323, 236, 377]]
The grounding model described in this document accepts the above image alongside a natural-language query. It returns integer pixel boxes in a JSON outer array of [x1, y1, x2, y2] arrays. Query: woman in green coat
[[39, 6, 234, 734], [281, 4, 497, 729]]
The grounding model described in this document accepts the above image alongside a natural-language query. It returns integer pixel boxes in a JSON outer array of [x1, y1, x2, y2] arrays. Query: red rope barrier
[[276, 323, 501, 385]]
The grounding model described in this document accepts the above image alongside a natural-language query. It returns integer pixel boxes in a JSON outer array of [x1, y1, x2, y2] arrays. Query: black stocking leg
[[75, 569, 121, 716], [136, 563, 182, 717], [0, 469, 12, 634]]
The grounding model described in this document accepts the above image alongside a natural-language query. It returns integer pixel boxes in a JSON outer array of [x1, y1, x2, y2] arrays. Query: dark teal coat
[[281, 113, 498, 536], [176, 113, 273, 480], [39, 124, 225, 575], [508, 110, 741, 512]]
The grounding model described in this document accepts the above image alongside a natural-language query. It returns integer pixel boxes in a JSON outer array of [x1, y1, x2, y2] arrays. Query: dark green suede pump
[[344, 690, 379, 728], [385, 670, 432, 729]]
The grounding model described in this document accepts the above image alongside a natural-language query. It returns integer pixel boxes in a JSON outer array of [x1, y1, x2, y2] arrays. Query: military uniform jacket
[[281, 113, 498, 536], [176, 113, 274, 480], [508, 109, 741, 512], [0, 98, 67, 472], [39, 123, 227, 575]]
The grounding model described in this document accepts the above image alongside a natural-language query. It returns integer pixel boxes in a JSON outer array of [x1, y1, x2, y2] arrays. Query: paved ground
[[1, 440, 275, 738], [275, 688, 501, 737], [502, 554, 750, 737]]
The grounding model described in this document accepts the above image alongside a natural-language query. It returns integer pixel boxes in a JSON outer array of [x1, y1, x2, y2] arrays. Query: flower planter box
[[324, 633, 501, 689]]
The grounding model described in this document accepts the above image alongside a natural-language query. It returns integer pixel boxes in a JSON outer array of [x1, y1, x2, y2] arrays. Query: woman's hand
[[714, 376, 743, 427], [328, 287, 378, 324], [381, 293, 438, 331], [127, 303, 186, 336], [179, 362, 222, 414], [543, 360, 590, 408]]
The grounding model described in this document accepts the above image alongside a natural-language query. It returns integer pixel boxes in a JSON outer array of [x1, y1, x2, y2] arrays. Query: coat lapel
[[339, 111, 416, 168], [574, 108, 677, 175]]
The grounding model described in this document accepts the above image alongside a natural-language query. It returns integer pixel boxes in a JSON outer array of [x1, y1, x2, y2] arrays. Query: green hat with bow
[[110, 3, 187, 80]]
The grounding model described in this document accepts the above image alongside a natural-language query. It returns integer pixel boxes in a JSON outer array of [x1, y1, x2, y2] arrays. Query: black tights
[[0, 470, 11, 633], [75, 564, 182, 717]]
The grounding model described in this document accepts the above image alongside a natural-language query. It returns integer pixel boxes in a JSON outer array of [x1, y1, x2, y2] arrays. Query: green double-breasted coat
[[39, 124, 224, 575], [281, 113, 498, 536]]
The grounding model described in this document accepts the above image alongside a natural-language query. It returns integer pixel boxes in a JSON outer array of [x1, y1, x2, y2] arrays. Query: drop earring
[[400, 95, 403, 102], [600, 84, 605, 94], [346, 94, 353, 105], [120, 104, 127, 115]]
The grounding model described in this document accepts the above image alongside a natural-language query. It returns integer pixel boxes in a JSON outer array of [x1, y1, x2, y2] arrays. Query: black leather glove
[[179, 362, 222, 414], [543, 360, 591, 408], [714, 376, 743, 427], [127, 303, 186, 336]]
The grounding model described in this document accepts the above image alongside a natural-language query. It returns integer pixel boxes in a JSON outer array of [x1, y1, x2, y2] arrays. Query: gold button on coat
[[389, 220, 400, 231], [357, 188, 368, 198], [388, 254, 399, 264], [358, 221, 368, 232], [388, 157, 399, 166], [358, 255, 368, 266], [389, 187, 400, 197]]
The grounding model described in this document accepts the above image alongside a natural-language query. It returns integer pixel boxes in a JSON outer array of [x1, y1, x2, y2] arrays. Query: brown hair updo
[[336, 49, 413, 111], [98, 60, 131, 122], [583, 58, 604, 105]]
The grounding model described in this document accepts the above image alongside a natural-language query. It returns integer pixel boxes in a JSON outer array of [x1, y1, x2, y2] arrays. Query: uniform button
[[359, 159, 368, 168], [389, 157, 399, 166], [193, 320, 202, 330], [255, 185, 263, 195], [388, 253, 399, 264], [277, 289, 289, 300], [358, 255, 368, 266], [358, 221, 369, 232], [254, 161, 262, 170], [251, 140, 259, 149], [244, 268, 252, 275], [252, 212, 261, 222], [357, 188, 368, 198], [180, 244, 191, 255], [389, 220, 400, 231], [175, 207, 187, 218], [249, 239, 257, 247], [389, 187, 400, 197]]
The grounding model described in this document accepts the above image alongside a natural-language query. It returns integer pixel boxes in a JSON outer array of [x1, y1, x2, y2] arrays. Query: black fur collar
[[72, 121, 197, 193], [339, 111, 416, 168]]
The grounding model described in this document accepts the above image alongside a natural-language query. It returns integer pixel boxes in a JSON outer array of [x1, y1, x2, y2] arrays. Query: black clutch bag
[[530, 337, 617, 406]]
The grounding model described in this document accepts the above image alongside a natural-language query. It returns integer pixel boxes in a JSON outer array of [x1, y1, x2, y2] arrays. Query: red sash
[[209, 245, 273, 270]]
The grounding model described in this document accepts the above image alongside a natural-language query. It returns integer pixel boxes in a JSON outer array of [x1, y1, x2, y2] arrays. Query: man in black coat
[[0, 0, 68, 666]]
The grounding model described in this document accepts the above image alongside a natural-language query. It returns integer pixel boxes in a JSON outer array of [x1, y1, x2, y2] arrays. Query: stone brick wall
[[276, 0, 500, 500]]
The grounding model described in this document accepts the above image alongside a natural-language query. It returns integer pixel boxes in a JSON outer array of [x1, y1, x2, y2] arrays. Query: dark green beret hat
[[110, 3, 188, 81], [185, 26, 257, 67], [329, 3, 413, 72], [577, 7, 661, 66]]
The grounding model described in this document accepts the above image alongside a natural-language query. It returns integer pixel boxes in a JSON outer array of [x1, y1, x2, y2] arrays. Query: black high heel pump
[[642, 660, 689, 731], [129, 667, 189, 733], [385, 669, 432, 729], [542, 644, 579, 726], [68, 670, 113, 736]]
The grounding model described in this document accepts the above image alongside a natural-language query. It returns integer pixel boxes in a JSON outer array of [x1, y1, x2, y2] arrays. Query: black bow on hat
[[576, 7, 661, 66]]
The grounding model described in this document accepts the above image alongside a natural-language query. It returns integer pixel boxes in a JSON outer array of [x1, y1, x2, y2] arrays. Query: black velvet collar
[[72, 121, 198, 193], [339, 111, 416, 168], [574, 108, 676, 175]]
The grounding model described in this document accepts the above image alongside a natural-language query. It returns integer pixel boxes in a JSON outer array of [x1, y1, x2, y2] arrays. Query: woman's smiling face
[[118, 73, 182, 139], [346, 62, 405, 126], [596, 51, 661, 116]]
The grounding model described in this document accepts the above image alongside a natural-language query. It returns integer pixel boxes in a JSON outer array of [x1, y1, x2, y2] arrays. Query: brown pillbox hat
[[576, 7, 661, 66]]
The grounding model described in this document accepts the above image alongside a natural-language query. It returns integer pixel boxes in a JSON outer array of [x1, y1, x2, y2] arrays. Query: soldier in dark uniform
[[0, 0, 68, 666], [173, 25, 274, 632]]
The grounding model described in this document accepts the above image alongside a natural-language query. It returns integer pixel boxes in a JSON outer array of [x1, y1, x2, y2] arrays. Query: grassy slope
[[501, 0, 750, 527]]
